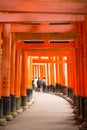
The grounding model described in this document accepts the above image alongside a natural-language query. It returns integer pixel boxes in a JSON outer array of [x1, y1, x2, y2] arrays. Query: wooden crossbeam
[[10, 24, 75, 33], [32, 59, 67, 63], [17, 41, 75, 50], [0, 1, 86, 14], [0, 13, 85, 23], [15, 32, 77, 40], [26, 49, 73, 56]]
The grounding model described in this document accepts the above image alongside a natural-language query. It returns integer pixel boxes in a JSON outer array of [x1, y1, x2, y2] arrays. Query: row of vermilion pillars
[[73, 22, 87, 124], [0, 24, 33, 121], [32, 56, 68, 87]]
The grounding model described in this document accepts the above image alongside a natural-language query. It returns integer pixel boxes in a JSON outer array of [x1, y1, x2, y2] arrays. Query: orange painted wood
[[72, 49, 78, 96], [0, 1, 86, 14], [32, 65, 34, 80], [50, 57, 55, 85], [10, 33, 16, 95], [55, 57, 59, 83], [79, 23, 84, 97], [17, 41, 75, 50], [21, 51, 27, 96], [32, 58, 67, 63], [27, 56, 33, 89], [47, 63, 49, 86], [75, 23, 87, 97], [75, 39, 81, 96], [57, 57, 61, 83], [15, 32, 77, 40], [42, 64, 46, 78], [40, 65, 43, 80], [80, 22, 87, 97], [11, 24, 75, 33], [0, 13, 85, 23], [50, 57, 53, 85], [1, 24, 11, 97], [74, 23, 85, 97], [53, 57, 57, 85], [67, 55, 74, 89], [15, 48, 21, 98], [27, 50, 72, 57], [48, 63, 51, 85], [33, 65, 39, 78], [59, 57, 66, 85], [0, 33, 1, 98]]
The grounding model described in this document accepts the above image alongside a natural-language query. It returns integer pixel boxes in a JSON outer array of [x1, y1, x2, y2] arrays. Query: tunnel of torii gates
[[0, 21, 87, 124]]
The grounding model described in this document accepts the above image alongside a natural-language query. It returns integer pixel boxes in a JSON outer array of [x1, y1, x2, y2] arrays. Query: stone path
[[2, 92, 79, 130]]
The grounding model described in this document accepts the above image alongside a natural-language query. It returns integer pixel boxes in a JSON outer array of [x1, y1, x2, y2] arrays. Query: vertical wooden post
[[15, 46, 21, 110], [45, 63, 48, 85], [57, 56, 61, 83], [0, 32, 3, 118], [67, 54, 74, 99], [74, 22, 87, 121], [53, 56, 56, 85], [1, 24, 13, 119], [80, 23, 87, 97], [72, 48, 78, 107], [10, 33, 16, 112], [80, 21, 87, 123], [46, 62, 49, 91], [47, 62, 51, 86], [50, 57, 54, 85], [0, 32, 1, 99], [21, 51, 27, 106], [55, 56, 59, 84], [55, 56, 60, 93], [27, 56, 33, 101], [43, 63, 46, 78], [73, 24, 83, 118], [59, 56, 65, 85], [83, 16, 87, 125], [27, 56, 33, 89], [40, 65, 43, 80], [72, 49, 78, 102]]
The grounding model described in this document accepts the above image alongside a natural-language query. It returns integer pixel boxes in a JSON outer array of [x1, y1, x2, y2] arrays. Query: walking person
[[42, 77, 47, 93], [33, 77, 38, 91], [37, 77, 42, 91]]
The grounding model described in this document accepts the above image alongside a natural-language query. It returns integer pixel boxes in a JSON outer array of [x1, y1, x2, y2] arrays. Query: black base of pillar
[[31, 89, 33, 97], [21, 96, 27, 106], [53, 86, 56, 93], [68, 88, 73, 100], [0, 98, 3, 118], [27, 89, 33, 102], [2, 96, 11, 115], [73, 95, 78, 107], [80, 97, 86, 120], [84, 99, 87, 122], [49, 85, 53, 92], [47, 85, 50, 92], [10, 94, 16, 112], [75, 96, 86, 123], [77, 96, 81, 115], [16, 97, 21, 110], [62, 86, 68, 95], [55, 83, 63, 93]]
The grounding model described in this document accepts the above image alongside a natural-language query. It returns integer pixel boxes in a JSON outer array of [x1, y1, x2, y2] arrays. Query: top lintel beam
[[0, 13, 85, 23], [0, 1, 87, 14]]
